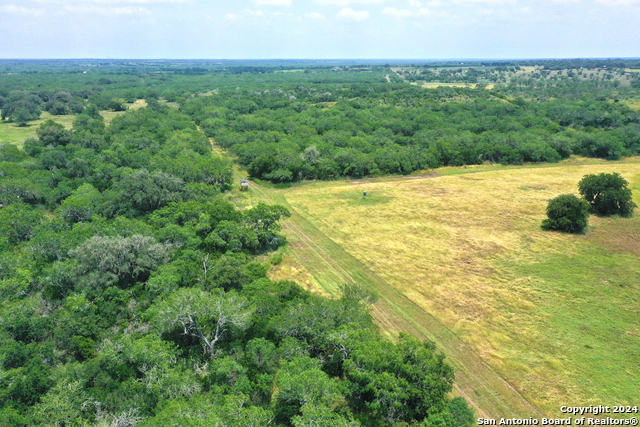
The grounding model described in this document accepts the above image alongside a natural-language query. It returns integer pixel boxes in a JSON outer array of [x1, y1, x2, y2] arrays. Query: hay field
[[277, 161, 640, 416]]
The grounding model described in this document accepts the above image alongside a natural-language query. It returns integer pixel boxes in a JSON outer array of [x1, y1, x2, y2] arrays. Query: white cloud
[[305, 11, 326, 19], [0, 4, 45, 15], [336, 6, 369, 20], [383, 5, 431, 17], [225, 13, 238, 22], [596, 0, 638, 4], [32, 0, 186, 3], [317, 0, 349, 5], [452, 0, 516, 4], [382, 0, 431, 18], [62, 5, 149, 14], [252, 0, 292, 6], [317, 0, 383, 5], [382, 7, 413, 17]]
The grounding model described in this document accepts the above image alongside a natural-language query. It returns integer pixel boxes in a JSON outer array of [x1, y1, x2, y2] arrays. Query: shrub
[[578, 172, 637, 216], [542, 194, 590, 233]]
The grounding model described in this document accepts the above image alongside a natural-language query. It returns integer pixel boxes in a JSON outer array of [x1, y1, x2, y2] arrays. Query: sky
[[0, 0, 639, 59]]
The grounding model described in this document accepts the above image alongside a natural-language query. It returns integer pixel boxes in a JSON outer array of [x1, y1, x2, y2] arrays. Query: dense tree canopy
[[1, 91, 42, 125]]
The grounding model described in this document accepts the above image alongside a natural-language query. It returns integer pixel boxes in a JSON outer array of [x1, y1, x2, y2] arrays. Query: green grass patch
[[0, 111, 75, 148], [495, 234, 640, 409]]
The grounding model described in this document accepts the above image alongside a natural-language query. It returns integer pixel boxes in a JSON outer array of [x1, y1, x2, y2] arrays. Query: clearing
[[101, 99, 147, 125], [0, 99, 148, 146], [0, 111, 75, 148]]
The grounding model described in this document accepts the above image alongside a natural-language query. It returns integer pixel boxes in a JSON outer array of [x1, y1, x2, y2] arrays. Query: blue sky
[[1, 0, 638, 59]]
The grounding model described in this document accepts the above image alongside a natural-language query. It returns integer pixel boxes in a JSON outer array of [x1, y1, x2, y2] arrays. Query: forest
[[1, 58, 639, 425]]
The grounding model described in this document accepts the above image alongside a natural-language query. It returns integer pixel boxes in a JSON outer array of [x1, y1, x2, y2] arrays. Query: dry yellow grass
[[278, 161, 640, 415], [268, 252, 329, 297]]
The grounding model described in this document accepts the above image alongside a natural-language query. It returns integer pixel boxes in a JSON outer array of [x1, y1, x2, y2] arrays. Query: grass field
[[624, 98, 640, 111], [0, 111, 75, 148], [0, 99, 149, 146], [101, 99, 147, 125], [241, 159, 640, 417], [417, 82, 497, 89]]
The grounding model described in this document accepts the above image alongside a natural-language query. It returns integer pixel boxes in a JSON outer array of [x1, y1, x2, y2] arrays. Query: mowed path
[[228, 162, 543, 418]]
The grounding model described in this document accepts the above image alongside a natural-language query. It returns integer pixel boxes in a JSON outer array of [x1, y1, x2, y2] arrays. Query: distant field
[[0, 111, 75, 148], [265, 159, 640, 416], [416, 82, 469, 88], [0, 99, 149, 145], [624, 99, 640, 111], [416, 82, 496, 89], [101, 99, 147, 125]]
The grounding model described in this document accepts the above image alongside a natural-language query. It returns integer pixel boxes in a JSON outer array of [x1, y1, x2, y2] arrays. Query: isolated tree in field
[[149, 288, 254, 359], [14, 108, 33, 127], [541, 194, 590, 233], [578, 173, 636, 216]]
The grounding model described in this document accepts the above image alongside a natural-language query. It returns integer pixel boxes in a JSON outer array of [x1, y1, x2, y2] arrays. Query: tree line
[[181, 83, 640, 183]]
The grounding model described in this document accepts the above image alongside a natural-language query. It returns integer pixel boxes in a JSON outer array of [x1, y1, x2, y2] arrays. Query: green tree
[[541, 194, 590, 233], [36, 120, 72, 147], [344, 333, 454, 426], [292, 404, 361, 427], [32, 380, 95, 425], [59, 183, 103, 223], [149, 288, 254, 359], [107, 98, 127, 112], [274, 356, 345, 424], [14, 109, 33, 127], [0, 203, 43, 245], [1, 91, 42, 124], [243, 203, 291, 249], [446, 397, 475, 427], [578, 172, 636, 216], [70, 234, 169, 289], [139, 393, 274, 427], [117, 169, 187, 214]]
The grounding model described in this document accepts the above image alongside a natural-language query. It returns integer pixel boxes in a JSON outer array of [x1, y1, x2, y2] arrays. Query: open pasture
[[0, 111, 75, 147], [0, 100, 149, 146], [273, 160, 640, 416]]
